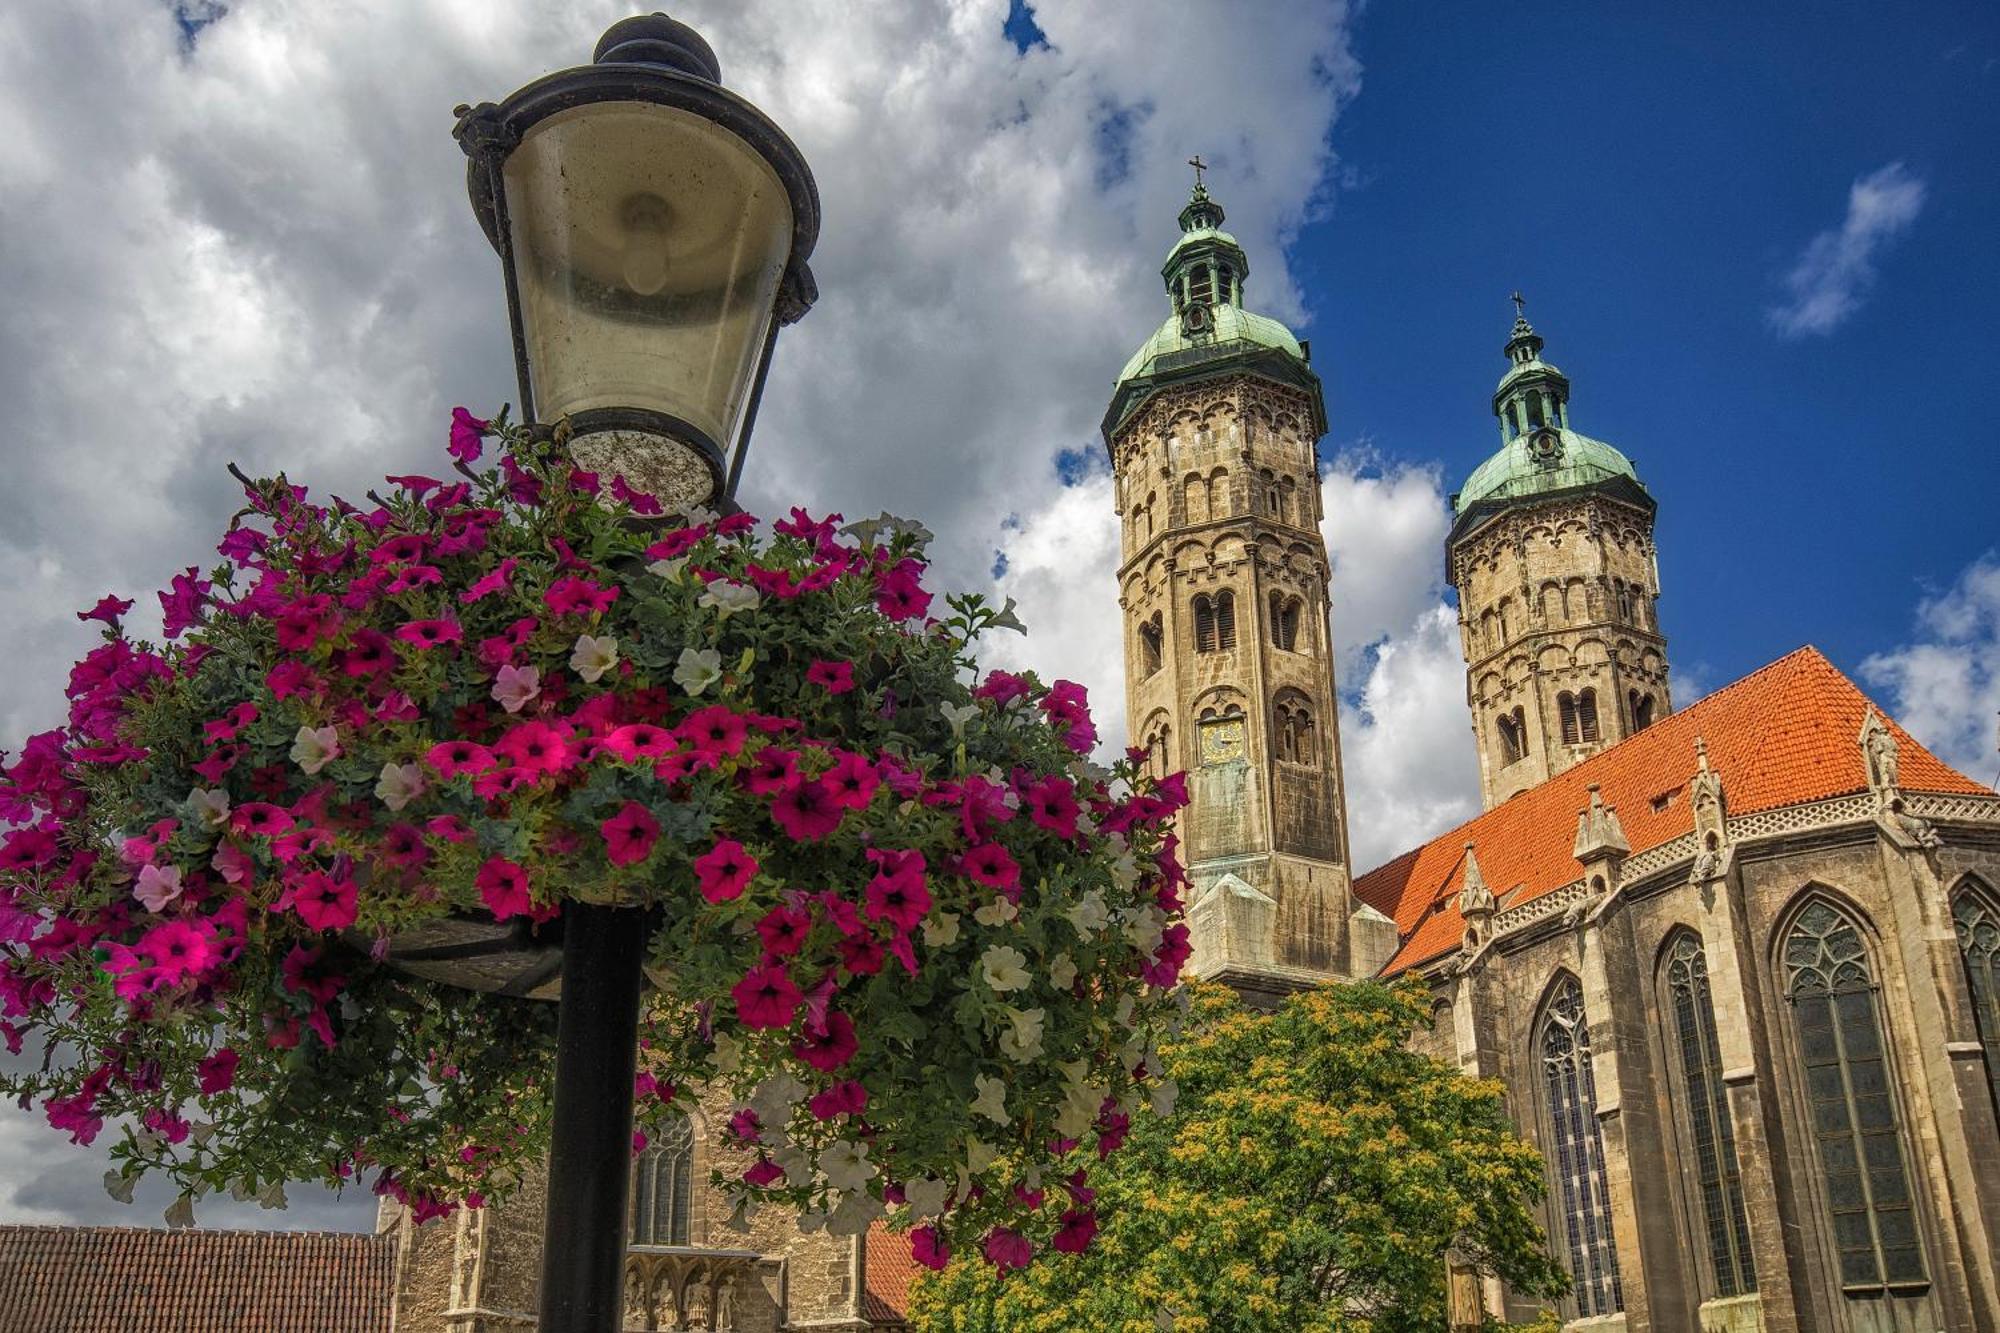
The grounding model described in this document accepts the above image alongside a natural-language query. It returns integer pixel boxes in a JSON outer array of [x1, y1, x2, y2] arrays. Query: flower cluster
[[0, 412, 1188, 1267]]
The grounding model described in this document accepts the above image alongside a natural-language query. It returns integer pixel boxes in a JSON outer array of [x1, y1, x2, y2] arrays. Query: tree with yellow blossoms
[[908, 980, 1568, 1332]]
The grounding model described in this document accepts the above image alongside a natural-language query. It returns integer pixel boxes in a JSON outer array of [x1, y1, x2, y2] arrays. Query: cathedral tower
[[1449, 303, 1672, 808], [1106, 172, 1386, 1003]]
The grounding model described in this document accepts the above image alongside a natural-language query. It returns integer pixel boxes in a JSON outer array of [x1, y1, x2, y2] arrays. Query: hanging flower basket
[[0, 410, 1189, 1268]]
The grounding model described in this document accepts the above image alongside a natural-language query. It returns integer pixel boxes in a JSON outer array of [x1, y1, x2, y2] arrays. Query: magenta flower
[[396, 618, 463, 649], [76, 594, 134, 626], [962, 842, 1021, 894], [459, 557, 518, 605], [1039, 679, 1097, 754], [678, 706, 749, 760], [1052, 1210, 1098, 1254], [266, 660, 321, 699], [911, 1227, 950, 1271], [196, 1048, 239, 1095], [381, 822, 429, 869], [476, 857, 536, 920], [754, 905, 811, 958], [600, 802, 661, 868], [425, 739, 496, 779], [982, 1227, 1033, 1270], [544, 576, 618, 616], [608, 474, 663, 516], [1024, 775, 1080, 839], [158, 567, 211, 639], [805, 659, 855, 695], [973, 669, 1030, 705], [283, 870, 359, 931], [874, 559, 931, 622], [138, 919, 216, 984], [771, 778, 843, 843], [823, 751, 880, 811], [448, 407, 490, 464], [806, 1080, 867, 1121], [693, 838, 758, 903], [338, 629, 397, 678], [742, 1157, 785, 1187], [864, 849, 931, 932], [792, 1010, 857, 1072], [602, 723, 674, 761], [731, 962, 802, 1030], [495, 720, 570, 775], [741, 746, 799, 797], [274, 595, 340, 652]]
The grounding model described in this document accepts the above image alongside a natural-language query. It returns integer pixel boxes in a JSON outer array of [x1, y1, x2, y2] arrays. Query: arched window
[[1214, 590, 1237, 651], [1269, 594, 1302, 652], [1663, 933, 1757, 1297], [1630, 691, 1656, 732], [1497, 710, 1526, 765], [1541, 582, 1564, 625], [1781, 900, 1925, 1288], [630, 1115, 694, 1246], [1577, 688, 1601, 743], [1558, 691, 1580, 746], [1280, 476, 1297, 524], [1193, 595, 1217, 653], [1952, 878, 2000, 1120], [1183, 473, 1208, 525], [1538, 975, 1624, 1317], [1273, 692, 1315, 765], [1208, 467, 1230, 518], [1138, 613, 1163, 677], [1187, 263, 1214, 305]]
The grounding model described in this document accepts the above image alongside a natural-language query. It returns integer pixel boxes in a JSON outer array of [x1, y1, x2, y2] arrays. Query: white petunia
[[940, 701, 980, 739], [648, 556, 689, 581], [1150, 1077, 1180, 1117], [255, 1179, 288, 1210], [491, 663, 541, 713], [971, 1074, 1009, 1126], [711, 1032, 743, 1074], [773, 1144, 812, 1187], [1064, 890, 1109, 939], [374, 761, 427, 812], [699, 580, 761, 618], [818, 1139, 877, 1194], [997, 1007, 1045, 1063], [921, 911, 960, 948], [965, 1138, 999, 1173], [103, 1171, 136, 1205], [163, 1195, 196, 1229], [749, 1071, 809, 1124], [289, 724, 340, 775], [187, 787, 231, 830], [1123, 907, 1165, 955], [1108, 849, 1141, 891], [673, 647, 723, 696], [972, 898, 1018, 927], [980, 944, 1031, 993], [722, 1189, 762, 1233], [903, 1176, 951, 1220], [569, 633, 619, 683], [1048, 953, 1078, 990], [826, 1189, 886, 1237]]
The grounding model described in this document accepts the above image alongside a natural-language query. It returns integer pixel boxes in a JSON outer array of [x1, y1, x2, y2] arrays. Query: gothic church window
[[1214, 591, 1236, 651], [1662, 933, 1758, 1297], [1952, 878, 2000, 1122], [1193, 593, 1234, 653], [1577, 688, 1600, 743], [1538, 975, 1624, 1317], [1559, 691, 1582, 746], [1269, 594, 1303, 652], [1781, 899, 1926, 1289], [1193, 596, 1215, 653], [630, 1114, 694, 1246], [1139, 613, 1163, 677]]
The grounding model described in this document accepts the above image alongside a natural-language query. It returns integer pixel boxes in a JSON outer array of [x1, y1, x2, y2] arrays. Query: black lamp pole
[[450, 15, 819, 1331]]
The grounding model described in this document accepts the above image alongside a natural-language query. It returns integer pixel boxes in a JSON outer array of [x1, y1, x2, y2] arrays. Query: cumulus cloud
[[0, 0, 1366, 1228], [1861, 553, 2000, 787], [1768, 162, 1927, 339]]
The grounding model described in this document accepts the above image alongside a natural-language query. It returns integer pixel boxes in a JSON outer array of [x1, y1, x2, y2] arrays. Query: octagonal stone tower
[[1105, 176, 1388, 1003], [1449, 305, 1673, 809]]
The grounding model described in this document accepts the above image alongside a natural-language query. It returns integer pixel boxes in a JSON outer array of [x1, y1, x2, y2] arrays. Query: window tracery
[[630, 1115, 694, 1246], [1952, 879, 2000, 1121], [1538, 975, 1623, 1317], [1663, 933, 1757, 1296]]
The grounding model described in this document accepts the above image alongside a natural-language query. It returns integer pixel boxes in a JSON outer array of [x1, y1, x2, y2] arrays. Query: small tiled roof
[[1353, 646, 1992, 976], [0, 1225, 392, 1333], [863, 1220, 918, 1326]]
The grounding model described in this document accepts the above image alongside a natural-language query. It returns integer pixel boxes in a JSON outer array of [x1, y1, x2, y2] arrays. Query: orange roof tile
[[863, 1220, 918, 1325], [1353, 646, 1991, 976], [0, 1225, 392, 1332]]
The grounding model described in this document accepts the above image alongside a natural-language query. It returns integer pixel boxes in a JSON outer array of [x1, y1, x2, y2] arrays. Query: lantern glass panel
[[501, 100, 792, 456]]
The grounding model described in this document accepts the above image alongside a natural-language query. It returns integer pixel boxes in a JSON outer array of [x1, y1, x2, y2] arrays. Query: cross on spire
[[1510, 290, 1527, 319], [1188, 155, 1208, 188]]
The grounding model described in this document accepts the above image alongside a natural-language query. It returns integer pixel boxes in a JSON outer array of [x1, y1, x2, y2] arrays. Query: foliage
[[908, 980, 1568, 1331], [0, 410, 1190, 1263]]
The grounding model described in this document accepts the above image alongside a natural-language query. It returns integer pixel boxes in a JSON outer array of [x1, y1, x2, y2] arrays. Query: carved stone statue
[[1860, 709, 1900, 794]]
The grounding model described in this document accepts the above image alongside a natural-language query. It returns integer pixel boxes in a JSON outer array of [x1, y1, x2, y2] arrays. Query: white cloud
[[1768, 161, 1927, 339], [1861, 552, 2000, 787], [1319, 448, 1453, 678], [0, 0, 1365, 1227]]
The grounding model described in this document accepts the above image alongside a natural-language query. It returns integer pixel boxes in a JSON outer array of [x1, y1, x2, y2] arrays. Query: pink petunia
[[600, 802, 661, 868], [230, 803, 294, 837], [693, 839, 758, 903], [741, 746, 799, 797], [381, 822, 430, 869], [823, 751, 880, 811], [196, 1048, 239, 1095], [806, 1080, 867, 1121], [448, 407, 490, 464], [425, 739, 496, 779], [755, 905, 811, 958], [679, 706, 750, 760], [982, 1227, 1033, 1270], [863, 848, 931, 932], [1039, 679, 1097, 754], [962, 842, 1021, 894], [77, 594, 135, 626], [770, 778, 843, 843], [283, 869, 359, 931], [138, 919, 217, 984], [792, 1010, 858, 1072], [1052, 1210, 1098, 1254], [543, 577, 618, 616], [132, 863, 185, 913], [476, 857, 538, 920], [805, 659, 855, 695], [1023, 775, 1080, 839], [459, 557, 518, 605], [911, 1227, 950, 1271], [491, 663, 541, 714], [339, 629, 397, 678], [601, 723, 674, 762], [731, 962, 802, 1030], [742, 1157, 785, 1187], [495, 720, 571, 774], [396, 618, 463, 649]]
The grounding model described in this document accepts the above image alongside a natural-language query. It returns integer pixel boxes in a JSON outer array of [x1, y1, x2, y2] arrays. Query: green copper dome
[[1453, 306, 1645, 517], [1116, 302, 1305, 384]]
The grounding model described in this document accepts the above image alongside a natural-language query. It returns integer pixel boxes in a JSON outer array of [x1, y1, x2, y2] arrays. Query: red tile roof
[[0, 1225, 392, 1333], [863, 1220, 918, 1326], [1353, 646, 1991, 976]]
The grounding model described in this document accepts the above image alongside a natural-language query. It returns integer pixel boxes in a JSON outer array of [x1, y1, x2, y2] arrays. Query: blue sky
[[1285, 0, 1999, 698]]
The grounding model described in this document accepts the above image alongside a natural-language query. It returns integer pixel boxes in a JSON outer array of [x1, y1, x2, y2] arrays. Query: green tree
[[909, 980, 1567, 1332]]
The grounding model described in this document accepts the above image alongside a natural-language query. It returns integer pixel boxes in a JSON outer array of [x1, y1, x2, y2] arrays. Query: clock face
[[1529, 429, 1562, 462], [1198, 715, 1245, 765]]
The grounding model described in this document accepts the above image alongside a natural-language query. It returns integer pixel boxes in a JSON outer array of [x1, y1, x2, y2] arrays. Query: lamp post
[[452, 16, 818, 1330]]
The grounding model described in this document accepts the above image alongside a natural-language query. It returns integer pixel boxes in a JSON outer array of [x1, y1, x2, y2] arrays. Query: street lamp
[[449, 17, 819, 1331], [455, 12, 819, 510]]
